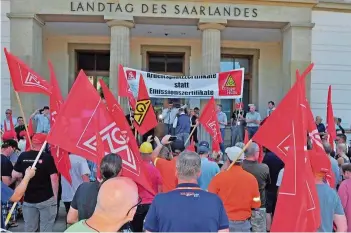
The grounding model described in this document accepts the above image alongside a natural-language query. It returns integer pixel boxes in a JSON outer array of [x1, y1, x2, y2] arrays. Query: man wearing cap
[[197, 141, 220, 190], [315, 167, 347, 232], [1, 140, 20, 186], [243, 104, 261, 139], [30, 106, 50, 133], [208, 146, 261, 232], [131, 141, 162, 232], [151, 135, 185, 192], [161, 101, 178, 135], [12, 133, 58, 232]]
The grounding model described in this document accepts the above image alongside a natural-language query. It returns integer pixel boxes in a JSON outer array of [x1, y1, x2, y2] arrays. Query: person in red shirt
[[131, 141, 162, 232]]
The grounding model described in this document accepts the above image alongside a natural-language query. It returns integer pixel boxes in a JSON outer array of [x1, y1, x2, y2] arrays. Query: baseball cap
[[171, 139, 185, 152], [198, 141, 210, 154], [225, 146, 243, 162], [199, 141, 209, 148], [32, 133, 47, 144], [2, 139, 20, 151], [139, 142, 153, 154], [2, 131, 16, 141]]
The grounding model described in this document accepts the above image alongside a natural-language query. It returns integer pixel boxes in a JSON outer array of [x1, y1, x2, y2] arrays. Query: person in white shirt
[[61, 154, 91, 214], [1, 109, 17, 132], [161, 101, 179, 135]]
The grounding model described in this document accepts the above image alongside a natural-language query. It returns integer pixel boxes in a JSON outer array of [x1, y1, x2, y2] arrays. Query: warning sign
[[223, 74, 236, 88], [218, 69, 244, 97], [133, 99, 151, 125]]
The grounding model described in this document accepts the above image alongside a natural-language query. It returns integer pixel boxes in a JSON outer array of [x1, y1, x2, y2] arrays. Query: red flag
[[99, 78, 155, 194], [25, 119, 34, 151], [271, 80, 320, 232], [118, 64, 136, 109], [133, 75, 158, 135], [48, 61, 72, 184], [326, 85, 336, 149], [4, 48, 52, 95], [95, 131, 105, 180], [198, 97, 223, 150], [186, 139, 196, 152], [244, 129, 249, 144], [252, 64, 314, 161], [47, 70, 153, 193]]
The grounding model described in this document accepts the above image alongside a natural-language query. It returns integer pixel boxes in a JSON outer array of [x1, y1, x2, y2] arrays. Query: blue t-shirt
[[144, 183, 229, 232], [198, 158, 220, 190], [1, 182, 14, 229], [316, 183, 344, 232]]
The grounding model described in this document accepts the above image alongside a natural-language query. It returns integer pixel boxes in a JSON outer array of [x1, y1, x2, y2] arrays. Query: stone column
[[198, 21, 226, 147], [281, 22, 315, 101], [107, 19, 134, 112], [7, 13, 44, 117]]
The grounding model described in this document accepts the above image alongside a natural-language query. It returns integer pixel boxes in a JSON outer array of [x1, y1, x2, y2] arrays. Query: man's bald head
[[95, 177, 139, 223]]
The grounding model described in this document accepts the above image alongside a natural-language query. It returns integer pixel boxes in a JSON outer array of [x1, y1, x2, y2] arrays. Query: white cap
[[225, 146, 244, 161]]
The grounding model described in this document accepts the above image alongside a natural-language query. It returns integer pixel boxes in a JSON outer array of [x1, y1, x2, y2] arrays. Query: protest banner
[[119, 65, 244, 99]]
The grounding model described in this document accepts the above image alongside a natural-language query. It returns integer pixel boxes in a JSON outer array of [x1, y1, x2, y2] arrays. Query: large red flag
[[48, 61, 72, 184], [326, 85, 336, 148], [271, 80, 320, 232], [99, 78, 155, 194], [47, 70, 153, 193], [252, 64, 314, 161], [4, 48, 52, 95], [118, 64, 136, 109], [198, 97, 222, 150], [133, 75, 158, 135]]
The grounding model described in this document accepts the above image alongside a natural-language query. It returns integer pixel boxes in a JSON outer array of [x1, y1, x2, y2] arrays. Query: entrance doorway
[[147, 51, 189, 115]]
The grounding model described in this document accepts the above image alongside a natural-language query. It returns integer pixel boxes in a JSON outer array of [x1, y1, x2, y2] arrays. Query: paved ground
[[8, 204, 67, 232]]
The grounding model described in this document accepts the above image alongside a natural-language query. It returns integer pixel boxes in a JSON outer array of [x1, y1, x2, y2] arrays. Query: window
[[76, 50, 110, 97], [220, 56, 252, 120], [147, 52, 184, 73], [147, 52, 186, 113]]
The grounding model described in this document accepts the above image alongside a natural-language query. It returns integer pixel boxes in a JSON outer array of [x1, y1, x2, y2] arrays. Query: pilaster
[[106, 19, 134, 112], [8, 13, 44, 117], [281, 22, 315, 101]]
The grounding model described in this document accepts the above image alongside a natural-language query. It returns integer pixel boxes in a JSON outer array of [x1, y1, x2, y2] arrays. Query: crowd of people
[[1, 100, 350, 232]]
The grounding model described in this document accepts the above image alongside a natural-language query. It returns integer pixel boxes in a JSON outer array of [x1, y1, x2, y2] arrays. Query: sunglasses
[[126, 197, 142, 216]]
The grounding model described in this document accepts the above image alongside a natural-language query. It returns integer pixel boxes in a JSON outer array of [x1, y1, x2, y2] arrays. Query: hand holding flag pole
[[184, 121, 199, 145], [4, 140, 47, 226]]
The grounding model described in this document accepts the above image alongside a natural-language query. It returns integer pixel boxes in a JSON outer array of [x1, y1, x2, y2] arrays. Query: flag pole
[[185, 124, 198, 145], [14, 91, 32, 148], [4, 140, 47, 226], [227, 139, 252, 170]]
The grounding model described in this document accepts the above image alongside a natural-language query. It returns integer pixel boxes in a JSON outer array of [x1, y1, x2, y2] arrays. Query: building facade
[[2, 0, 351, 137]]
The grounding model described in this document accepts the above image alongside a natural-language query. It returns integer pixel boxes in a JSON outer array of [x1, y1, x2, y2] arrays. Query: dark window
[[76, 51, 110, 72], [147, 53, 184, 73]]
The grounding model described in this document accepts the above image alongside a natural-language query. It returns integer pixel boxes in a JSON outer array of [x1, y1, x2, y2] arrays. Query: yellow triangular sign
[[224, 75, 236, 88], [134, 100, 151, 126]]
